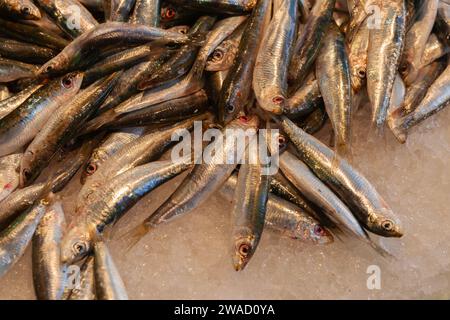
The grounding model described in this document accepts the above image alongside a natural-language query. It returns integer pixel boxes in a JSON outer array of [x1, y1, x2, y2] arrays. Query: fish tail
[[387, 116, 407, 144], [366, 237, 395, 260], [123, 223, 151, 250], [79, 109, 118, 136]]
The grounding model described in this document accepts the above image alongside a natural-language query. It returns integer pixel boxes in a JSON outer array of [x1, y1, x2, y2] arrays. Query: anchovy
[[390, 58, 446, 125], [316, 22, 352, 155], [217, 0, 271, 124], [0, 194, 53, 278], [166, 0, 256, 15], [20, 75, 117, 186], [280, 116, 403, 237], [0, 57, 38, 83], [61, 159, 192, 264], [253, 0, 297, 115], [0, 0, 41, 20], [67, 256, 96, 300], [366, 0, 406, 127], [284, 75, 323, 119], [32, 202, 66, 300], [279, 150, 367, 240], [400, 0, 439, 85], [390, 58, 450, 143], [137, 16, 218, 91], [131, 116, 259, 243], [420, 34, 449, 68], [84, 90, 209, 133], [78, 115, 208, 211], [38, 22, 191, 76], [288, 0, 336, 93], [348, 18, 369, 93], [0, 140, 95, 229], [230, 136, 269, 271], [94, 242, 128, 300], [221, 175, 333, 244], [0, 73, 83, 157], [34, 0, 99, 38], [130, 0, 161, 27], [0, 37, 57, 64], [81, 128, 146, 184], [0, 83, 43, 120], [299, 104, 328, 135], [205, 22, 244, 72], [0, 18, 69, 50]]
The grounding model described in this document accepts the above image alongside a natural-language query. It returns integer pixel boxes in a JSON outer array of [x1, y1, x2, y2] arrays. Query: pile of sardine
[[0, 0, 448, 300]]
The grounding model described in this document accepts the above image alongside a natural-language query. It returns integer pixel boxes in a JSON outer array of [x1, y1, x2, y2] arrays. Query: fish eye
[[85, 163, 97, 176], [226, 104, 235, 113], [22, 169, 32, 181], [21, 6, 31, 15], [358, 69, 366, 79], [278, 135, 287, 148], [211, 49, 224, 62], [381, 220, 394, 231], [45, 64, 54, 73], [400, 63, 408, 73], [73, 242, 87, 255], [62, 76, 73, 88], [272, 95, 285, 105], [161, 8, 176, 19], [314, 225, 325, 236], [238, 243, 251, 257]]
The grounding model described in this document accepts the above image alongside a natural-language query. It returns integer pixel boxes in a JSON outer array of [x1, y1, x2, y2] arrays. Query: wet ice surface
[[1, 105, 450, 300]]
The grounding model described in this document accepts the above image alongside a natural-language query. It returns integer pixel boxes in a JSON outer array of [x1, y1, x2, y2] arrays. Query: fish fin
[[123, 223, 151, 251], [365, 235, 396, 259], [387, 115, 407, 144], [79, 109, 118, 136]]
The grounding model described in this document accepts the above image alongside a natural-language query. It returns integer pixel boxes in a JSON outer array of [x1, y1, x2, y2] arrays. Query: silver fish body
[[0, 73, 83, 157], [32, 202, 66, 300], [221, 175, 333, 244], [253, 0, 298, 115], [366, 0, 406, 127], [94, 241, 128, 300], [281, 116, 403, 238], [316, 22, 352, 155], [0, 195, 52, 278]]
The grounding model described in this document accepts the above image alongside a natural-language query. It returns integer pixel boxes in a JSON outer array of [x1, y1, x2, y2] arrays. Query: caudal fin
[[123, 223, 151, 251]]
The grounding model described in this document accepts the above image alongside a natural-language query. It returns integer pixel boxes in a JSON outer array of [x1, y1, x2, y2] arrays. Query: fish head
[[19, 149, 39, 188], [61, 223, 93, 265], [206, 41, 237, 72], [232, 235, 257, 271], [350, 62, 367, 93], [307, 224, 334, 245], [235, 114, 260, 129], [57, 72, 84, 96], [9, 0, 41, 20], [80, 158, 101, 185], [259, 88, 286, 115], [38, 54, 71, 77], [370, 209, 404, 238], [161, 5, 179, 22], [294, 217, 334, 244]]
